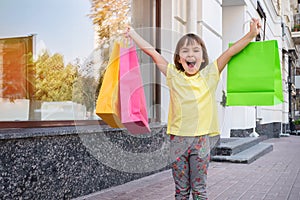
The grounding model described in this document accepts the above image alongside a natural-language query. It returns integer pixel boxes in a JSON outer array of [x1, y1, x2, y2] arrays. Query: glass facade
[[0, 0, 158, 125]]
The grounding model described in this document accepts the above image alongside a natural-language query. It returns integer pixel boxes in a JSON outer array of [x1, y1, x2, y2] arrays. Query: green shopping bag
[[226, 40, 283, 106]]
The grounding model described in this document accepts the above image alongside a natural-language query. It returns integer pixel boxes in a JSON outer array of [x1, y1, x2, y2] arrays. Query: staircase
[[211, 137, 273, 164]]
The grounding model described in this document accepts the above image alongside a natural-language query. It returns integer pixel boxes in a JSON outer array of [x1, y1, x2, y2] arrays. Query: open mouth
[[186, 61, 196, 68]]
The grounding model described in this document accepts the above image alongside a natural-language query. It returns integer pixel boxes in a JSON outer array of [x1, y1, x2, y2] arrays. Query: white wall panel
[[259, 106, 283, 124], [199, 0, 222, 36], [230, 106, 256, 128]]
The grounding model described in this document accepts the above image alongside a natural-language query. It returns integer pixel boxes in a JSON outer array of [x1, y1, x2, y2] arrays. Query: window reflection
[[0, 0, 158, 123], [0, 0, 96, 122], [0, 36, 34, 121]]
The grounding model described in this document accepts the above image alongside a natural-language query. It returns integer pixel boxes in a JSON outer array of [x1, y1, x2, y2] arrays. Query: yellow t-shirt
[[166, 61, 220, 137]]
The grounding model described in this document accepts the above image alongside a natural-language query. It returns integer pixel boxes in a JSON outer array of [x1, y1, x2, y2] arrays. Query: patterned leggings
[[170, 135, 210, 200]]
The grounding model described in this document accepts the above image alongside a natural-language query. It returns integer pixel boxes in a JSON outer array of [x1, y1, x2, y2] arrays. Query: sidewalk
[[75, 136, 300, 200]]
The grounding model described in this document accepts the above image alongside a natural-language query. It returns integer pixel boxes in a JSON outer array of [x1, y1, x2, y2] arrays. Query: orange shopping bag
[[96, 42, 124, 128]]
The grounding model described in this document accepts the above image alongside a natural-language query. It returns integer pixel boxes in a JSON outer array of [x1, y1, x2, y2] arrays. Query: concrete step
[[211, 142, 273, 164], [215, 137, 266, 156]]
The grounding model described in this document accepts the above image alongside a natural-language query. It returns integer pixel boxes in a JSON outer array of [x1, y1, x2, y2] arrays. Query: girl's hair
[[174, 33, 209, 72]]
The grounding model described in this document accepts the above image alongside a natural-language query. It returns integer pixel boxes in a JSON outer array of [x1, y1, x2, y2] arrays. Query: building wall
[[221, 0, 292, 137], [159, 0, 293, 137], [256, 0, 286, 128]]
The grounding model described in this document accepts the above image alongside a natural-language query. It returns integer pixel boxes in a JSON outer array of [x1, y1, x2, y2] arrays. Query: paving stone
[[75, 136, 300, 200]]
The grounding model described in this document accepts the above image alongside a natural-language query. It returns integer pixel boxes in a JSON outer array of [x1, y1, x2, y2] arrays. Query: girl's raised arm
[[217, 18, 261, 73], [127, 28, 168, 76]]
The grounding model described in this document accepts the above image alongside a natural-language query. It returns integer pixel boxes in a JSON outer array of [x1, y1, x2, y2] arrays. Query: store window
[[0, 1, 94, 127], [0, 0, 160, 127]]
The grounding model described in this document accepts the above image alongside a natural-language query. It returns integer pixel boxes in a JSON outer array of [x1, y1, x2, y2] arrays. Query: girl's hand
[[250, 18, 261, 38], [217, 18, 262, 73], [123, 26, 168, 75], [125, 26, 130, 38], [125, 26, 135, 39]]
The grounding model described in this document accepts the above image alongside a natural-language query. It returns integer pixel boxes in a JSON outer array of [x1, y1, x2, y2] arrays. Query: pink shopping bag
[[119, 45, 151, 134]]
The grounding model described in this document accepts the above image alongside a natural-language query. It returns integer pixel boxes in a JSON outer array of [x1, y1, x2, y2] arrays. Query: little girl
[[127, 18, 261, 199]]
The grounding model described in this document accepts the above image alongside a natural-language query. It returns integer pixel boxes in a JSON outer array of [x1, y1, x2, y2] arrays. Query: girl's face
[[178, 41, 204, 76]]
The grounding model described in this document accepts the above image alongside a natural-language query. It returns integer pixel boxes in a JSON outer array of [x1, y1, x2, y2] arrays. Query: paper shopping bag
[[96, 42, 124, 128], [226, 40, 283, 106], [119, 45, 151, 134]]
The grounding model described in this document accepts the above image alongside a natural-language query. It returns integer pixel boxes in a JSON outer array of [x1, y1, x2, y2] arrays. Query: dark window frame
[[0, 118, 160, 129], [256, 1, 266, 41]]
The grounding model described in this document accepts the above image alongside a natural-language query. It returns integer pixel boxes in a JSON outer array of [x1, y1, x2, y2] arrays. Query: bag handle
[[121, 37, 134, 48]]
